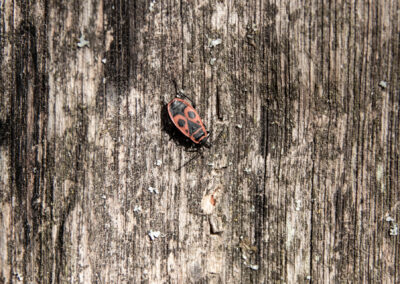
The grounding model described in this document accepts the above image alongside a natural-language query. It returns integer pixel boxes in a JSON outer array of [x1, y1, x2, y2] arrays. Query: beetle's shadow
[[161, 103, 200, 150]]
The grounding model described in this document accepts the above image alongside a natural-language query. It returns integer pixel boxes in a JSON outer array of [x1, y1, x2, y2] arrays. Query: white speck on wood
[[295, 199, 302, 211], [148, 230, 161, 240], [149, 0, 155, 12], [386, 216, 394, 222], [390, 224, 398, 236], [248, 264, 259, 271], [77, 35, 89, 48], [209, 38, 222, 48], [148, 186, 158, 194], [379, 80, 387, 89]]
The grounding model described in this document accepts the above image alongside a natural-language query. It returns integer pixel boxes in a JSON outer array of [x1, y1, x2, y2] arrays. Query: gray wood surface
[[0, 0, 399, 283]]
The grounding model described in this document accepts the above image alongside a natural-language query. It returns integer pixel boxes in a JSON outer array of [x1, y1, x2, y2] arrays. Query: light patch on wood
[[77, 223, 92, 284], [380, 91, 389, 147], [149, 48, 162, 69], [376, 164, 385, 192], [201, 194, 215, 214], [211, 3, 227, 30], [201, 185, 223, 214], [105, 29, 114, 51], [207, 251, 223, 274], [0, 202, 11, 279]]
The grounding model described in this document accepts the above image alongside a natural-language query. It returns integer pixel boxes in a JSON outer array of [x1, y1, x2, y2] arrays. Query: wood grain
[[0, 0, 399, 283]]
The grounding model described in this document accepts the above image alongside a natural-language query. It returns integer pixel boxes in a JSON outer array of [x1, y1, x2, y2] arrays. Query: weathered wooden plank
[[0, 0, 399, 283]]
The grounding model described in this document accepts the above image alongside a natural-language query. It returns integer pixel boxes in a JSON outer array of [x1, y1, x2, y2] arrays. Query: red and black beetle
[[166, 95, 211, 148]]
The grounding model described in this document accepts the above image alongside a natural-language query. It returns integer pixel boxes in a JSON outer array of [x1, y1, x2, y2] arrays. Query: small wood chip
[[209, 215, 224, 234]]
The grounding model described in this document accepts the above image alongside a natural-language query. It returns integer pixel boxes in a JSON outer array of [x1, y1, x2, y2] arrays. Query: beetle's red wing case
[[167, 98, 208, 144]]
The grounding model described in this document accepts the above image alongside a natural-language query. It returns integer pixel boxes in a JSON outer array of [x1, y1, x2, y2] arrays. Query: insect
[[166, 94, 211, 148]]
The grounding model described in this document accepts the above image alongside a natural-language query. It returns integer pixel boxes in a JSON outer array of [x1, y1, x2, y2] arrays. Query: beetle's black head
[[200, 136, 212, 148]]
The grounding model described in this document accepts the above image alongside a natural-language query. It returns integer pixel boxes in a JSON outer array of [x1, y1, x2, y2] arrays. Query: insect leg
[[175, 150, 203, 172]]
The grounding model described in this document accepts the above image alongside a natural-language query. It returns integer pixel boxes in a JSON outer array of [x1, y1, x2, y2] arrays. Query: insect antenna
[[171, 78, 197, 108], [172, 78, 180, 95]]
